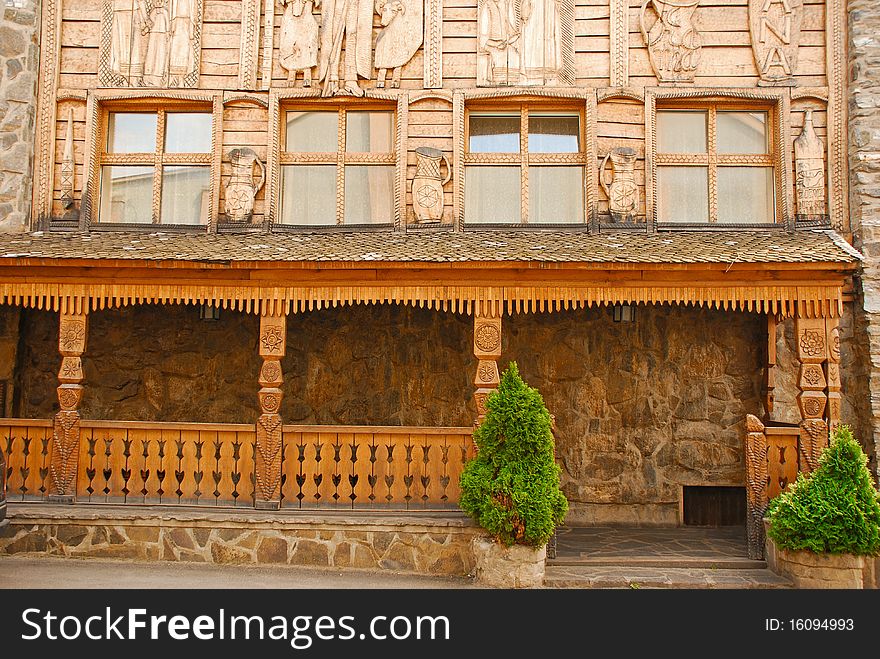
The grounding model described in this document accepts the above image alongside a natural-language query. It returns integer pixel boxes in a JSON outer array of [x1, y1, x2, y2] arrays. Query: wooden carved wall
[[32, 0, 850, 233]]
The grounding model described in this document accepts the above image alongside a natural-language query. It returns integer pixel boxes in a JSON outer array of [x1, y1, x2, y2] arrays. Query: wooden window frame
[[646, 89, 791, 231], [82, 91, 223, 231], [277, 103, 397, 227], [462, 102, 589, 227]]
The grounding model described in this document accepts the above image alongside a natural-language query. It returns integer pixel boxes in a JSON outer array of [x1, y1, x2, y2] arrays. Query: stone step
[[548, 556, 768, 569], [544, 565, 794, 589]]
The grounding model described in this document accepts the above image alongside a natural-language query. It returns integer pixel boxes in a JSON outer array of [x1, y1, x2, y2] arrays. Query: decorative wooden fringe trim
[[0, 283, 844, 318]]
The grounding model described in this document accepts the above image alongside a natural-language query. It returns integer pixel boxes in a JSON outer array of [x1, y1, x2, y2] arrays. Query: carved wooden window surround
[[646, 90, 791, 230], [276, 103, 397, 227], [87, 99, 216, 229], [462, 102, 588, 226]]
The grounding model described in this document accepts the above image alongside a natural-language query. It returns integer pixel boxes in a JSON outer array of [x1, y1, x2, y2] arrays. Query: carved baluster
[[795, 315, 828, 473], [50, 311, 88, 502], [744, 414, 769, 560], [256, 312, 286, 509], [825, 316, 842, 435], [473, 303, 502, 424]]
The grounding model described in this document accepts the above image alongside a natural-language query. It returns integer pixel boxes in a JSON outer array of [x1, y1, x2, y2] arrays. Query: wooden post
[[49, 310, 88, 502], [473, 302, 501, 424], [825, 316, 842, 435], [744, 414, 769, 560], [794, 315, 828, 473], [255, 311, 286, 509]]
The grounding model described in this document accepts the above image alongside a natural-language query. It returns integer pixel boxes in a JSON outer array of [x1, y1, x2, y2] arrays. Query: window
[[98, 110, 212, 225], [279, 108, 395, 226], [655, 106, 776, 224], [464, 105, 585, 225]]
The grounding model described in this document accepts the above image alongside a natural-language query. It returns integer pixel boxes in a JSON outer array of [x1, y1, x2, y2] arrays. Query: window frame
[[95, 104, 214, 227], [462, 101, 589, 227], [276, 102, 398, 228], [647, 90, 790, 230]]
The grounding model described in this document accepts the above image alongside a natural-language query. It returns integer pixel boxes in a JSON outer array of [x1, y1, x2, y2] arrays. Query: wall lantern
[[612, 303, 636, 323], [199, 303, 221, 321]]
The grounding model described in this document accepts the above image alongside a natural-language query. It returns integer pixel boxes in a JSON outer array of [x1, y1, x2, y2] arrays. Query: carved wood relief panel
[[32, 0, 849, 234]]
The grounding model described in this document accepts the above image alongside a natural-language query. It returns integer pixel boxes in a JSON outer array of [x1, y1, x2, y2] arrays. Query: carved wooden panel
[[749, 0, 802, 86], [256, 313, 286, 507], [744, 414, 768, 560], [640, 0, 701, 83], [98, 0, 204, 89], [2, 422, 53, 502], [795, 315, 828, 473], [767, 430, 798, 499]]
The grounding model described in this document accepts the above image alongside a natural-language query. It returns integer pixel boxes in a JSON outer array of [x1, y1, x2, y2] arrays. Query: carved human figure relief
[[794, 109, 826, 220], [61, 109, 75, 211], [318, 0, 374, 97], [477, 0, 574, 86], [280, 0, 319, 87], [600, 147, 639, 222], [374, 0, 423, 89], [749, 0, 802, 86], [100, 0, 202, 87], [639, 0, 701, 83], [225, 148, 266, 223]]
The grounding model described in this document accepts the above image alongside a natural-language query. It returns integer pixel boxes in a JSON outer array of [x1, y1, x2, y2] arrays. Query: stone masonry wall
[[0, 0, 40, 233], [17, 303, 766, 525], [0, 305, 20, 415], [849, 0, 880, 479], [504, 306, 765, 525]]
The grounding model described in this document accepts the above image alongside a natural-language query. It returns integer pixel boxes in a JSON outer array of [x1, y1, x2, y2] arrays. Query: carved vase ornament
[[600, 147, 639, 222], [225, 148, 266, 223], [639, 0, 702, 83], [794, 109, 827, 221], [749, 0, 802, 86], [412, 147, 451, 222]]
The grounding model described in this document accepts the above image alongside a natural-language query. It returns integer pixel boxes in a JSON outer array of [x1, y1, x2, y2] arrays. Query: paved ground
[[0, 555, 478, 589], [553, 525, 750, 561]]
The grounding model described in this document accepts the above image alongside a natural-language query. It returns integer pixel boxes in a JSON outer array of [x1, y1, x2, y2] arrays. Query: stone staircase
[[544, 556, 793, 589]]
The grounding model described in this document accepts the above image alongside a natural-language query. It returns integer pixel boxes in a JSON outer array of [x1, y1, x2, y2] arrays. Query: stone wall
[[0, 505, 482, 576], [849, 0, 880, 479], [0, 0, 40, 233], [16, 303, 769, 524], [504, 306, 765, 525], [0, 305, 20, 415]]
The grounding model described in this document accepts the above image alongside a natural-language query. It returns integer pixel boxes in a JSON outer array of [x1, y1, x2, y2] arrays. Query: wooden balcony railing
[[2, 419, 475, 510]]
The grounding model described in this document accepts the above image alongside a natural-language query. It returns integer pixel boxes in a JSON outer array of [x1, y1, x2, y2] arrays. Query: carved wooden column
[[473, 303, 502, 424], [825, 316, 842, 434], [794, 315, 828, 473], [256, 312, 286, 509], [744, 414, 769, 560], [49, 311, 88, 502]]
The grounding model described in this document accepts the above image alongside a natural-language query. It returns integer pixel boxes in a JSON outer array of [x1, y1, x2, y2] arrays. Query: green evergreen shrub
[[459, 362, 568, 547], [766, 425, 880, 555]]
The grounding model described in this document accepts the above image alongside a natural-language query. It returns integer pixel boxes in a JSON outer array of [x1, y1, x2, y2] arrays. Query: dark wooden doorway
[[683, 486, 746, 526]]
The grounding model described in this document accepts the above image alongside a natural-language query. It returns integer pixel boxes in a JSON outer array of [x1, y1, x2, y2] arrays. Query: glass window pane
[[529, 166, 584, 223], [280, 165, 336, 225], [346, 112, 394, 153], [344, 165, 395, 224], [160, 166, 210, 224], [528, 115, 580, 153], [717, 112, 769, 154], [165, 113, 212, 153], [717, 167, 775, 223], [468, 115, 520, 153], [656, 166, 709, 223], [465, 166, 521, 223], [99, 165, 155, 223], [657, 111, 707, 153], [285, 112, 338, 152], [107, 113, 157, 153]]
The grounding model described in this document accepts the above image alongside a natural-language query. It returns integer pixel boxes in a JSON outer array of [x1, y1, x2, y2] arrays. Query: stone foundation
[[472, 537, 546, 588], [0, 504, 484, 577]]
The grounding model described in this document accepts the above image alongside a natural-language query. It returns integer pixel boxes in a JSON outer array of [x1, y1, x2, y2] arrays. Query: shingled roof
[[0, 229, 862, 265]]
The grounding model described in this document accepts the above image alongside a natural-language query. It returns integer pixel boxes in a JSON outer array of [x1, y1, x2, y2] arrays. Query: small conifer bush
[[766, 425, 880, 555], [459, 362, 568, 547]]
